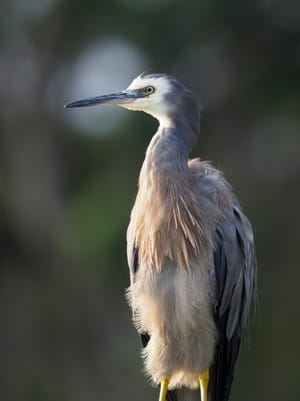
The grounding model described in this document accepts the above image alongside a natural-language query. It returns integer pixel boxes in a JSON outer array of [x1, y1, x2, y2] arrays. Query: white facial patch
[[122, 74, 175, 128]]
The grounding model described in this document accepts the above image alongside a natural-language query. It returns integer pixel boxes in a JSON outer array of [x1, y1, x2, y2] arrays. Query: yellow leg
[[199, 369, 209, 401], [158, 376, 169, 401]]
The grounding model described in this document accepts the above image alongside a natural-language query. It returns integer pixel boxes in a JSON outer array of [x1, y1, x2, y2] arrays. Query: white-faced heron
[[65, 73, 257, 401]]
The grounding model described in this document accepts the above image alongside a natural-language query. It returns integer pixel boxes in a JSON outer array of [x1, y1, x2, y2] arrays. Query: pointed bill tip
[[64, 90, 141, 109], [64, 98, 98, 108]]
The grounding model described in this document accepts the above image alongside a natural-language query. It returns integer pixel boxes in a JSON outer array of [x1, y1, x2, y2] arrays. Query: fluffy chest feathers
[[130, 158, 215, 272]]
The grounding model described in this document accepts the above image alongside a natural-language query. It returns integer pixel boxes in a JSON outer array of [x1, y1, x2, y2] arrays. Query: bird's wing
[[188, 159, 256, 401], [209, 204, 257, 401]]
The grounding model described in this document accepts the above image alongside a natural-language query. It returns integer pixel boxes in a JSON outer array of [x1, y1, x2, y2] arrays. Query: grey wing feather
[[209, 201, 257, 401], [216, 204, 256, 338]]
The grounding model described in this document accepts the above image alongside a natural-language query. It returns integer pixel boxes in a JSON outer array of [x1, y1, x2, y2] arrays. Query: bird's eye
[[144, 86, 155, 95]]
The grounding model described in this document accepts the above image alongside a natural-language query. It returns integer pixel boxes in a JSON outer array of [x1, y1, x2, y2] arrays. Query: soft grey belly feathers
[[128, 259, 217, 389]]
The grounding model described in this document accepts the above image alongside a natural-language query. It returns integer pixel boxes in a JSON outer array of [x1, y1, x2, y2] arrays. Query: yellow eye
[[144, 86, 155, 95]]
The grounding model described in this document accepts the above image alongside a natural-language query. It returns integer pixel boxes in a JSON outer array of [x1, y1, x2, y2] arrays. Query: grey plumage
[[127, 159, 256, 401], [65, 73, 257, 401]]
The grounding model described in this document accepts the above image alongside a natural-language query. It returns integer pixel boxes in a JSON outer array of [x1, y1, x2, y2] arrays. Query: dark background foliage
[[1, 0, 299, 400]]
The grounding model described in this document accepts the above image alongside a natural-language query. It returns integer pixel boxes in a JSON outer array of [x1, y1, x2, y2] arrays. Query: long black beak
[[64, 90, 141, 108]]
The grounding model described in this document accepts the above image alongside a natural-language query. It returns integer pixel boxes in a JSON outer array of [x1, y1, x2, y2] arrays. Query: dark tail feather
[[208, 312, 241, 401], [167, 389, 178, 401], [167, 389, 199, 401]]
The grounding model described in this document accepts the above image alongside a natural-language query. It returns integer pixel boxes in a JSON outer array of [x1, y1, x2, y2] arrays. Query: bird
[[65, 73, 257, 401]]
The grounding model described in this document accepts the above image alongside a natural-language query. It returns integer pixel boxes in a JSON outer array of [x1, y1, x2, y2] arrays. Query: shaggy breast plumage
[[129, 153, 216, 272]]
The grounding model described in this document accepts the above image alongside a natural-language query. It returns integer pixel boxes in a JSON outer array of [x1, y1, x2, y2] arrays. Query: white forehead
[[127, 74, 172, 94]]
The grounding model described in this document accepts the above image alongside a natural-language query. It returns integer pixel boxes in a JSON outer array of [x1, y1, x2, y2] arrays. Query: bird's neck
[[143, 115, 199, 174], [143, 127, 188, 175], [138, 127, 190, 213], [130, 121, 210, 272]]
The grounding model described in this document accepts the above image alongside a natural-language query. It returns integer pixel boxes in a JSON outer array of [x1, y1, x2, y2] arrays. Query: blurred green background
[[1, 0, 300, 400]]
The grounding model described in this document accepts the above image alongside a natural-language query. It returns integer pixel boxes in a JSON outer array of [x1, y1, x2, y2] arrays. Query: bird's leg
[[199, 369, 209, 401], [158, 376, 169, 401]]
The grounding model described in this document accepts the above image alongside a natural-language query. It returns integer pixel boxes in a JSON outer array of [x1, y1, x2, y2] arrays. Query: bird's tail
[[167, 389, 199, 401], [207, 334, 241, 401]]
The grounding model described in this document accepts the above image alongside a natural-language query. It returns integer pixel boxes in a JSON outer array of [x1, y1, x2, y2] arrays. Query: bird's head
[[65, 73, 201, 129]]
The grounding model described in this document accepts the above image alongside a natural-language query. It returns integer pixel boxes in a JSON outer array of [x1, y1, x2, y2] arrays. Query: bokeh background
[[1, 0, 300, 400]]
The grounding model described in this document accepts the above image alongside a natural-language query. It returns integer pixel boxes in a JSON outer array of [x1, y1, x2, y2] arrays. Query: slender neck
[[143, 114, 200, 175], [132, 111, 209, 272]]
